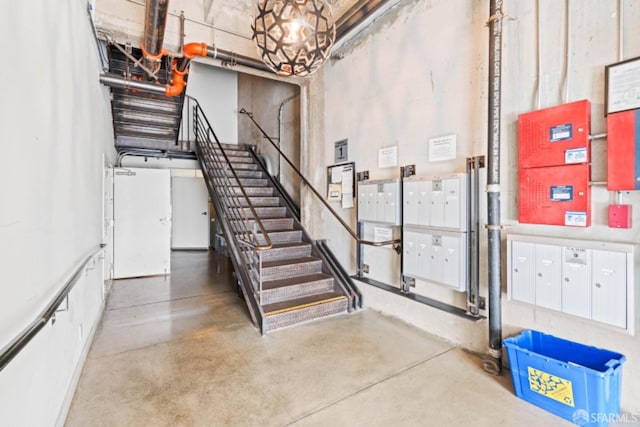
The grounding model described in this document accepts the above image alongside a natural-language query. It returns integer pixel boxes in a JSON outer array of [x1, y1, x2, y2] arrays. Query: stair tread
[[262, 256, 320, 268], [264, 291, 346, 315], [262, 272, 332, 291]]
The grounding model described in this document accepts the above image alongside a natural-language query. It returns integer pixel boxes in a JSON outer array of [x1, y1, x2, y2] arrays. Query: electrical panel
[[403, 173, 467, 231], [607, 109, 640, 190], [403, 228, 467, 292], [507, 234, 636, 333], [518, 99, 591, 169], [357, 179, 401, 225], [518, 164, 591, 227]]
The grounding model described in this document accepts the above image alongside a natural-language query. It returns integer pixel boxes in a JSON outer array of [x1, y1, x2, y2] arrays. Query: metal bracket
[[401, 164, 416, 177], [484, 224, 508, 230], [362, 264, 370, 274], [357, 171, 369, 181], [401, 275, 415, 293]]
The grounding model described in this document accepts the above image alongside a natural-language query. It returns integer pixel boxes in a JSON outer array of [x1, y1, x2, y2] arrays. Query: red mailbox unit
[[607, 109, 640, 190]]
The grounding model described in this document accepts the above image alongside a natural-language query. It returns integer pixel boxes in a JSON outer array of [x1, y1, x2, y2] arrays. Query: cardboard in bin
[[504, 330, 625, 427]]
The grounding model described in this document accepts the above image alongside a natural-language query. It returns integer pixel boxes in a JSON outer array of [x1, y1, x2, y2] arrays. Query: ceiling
[[93, 0, 364, 60]]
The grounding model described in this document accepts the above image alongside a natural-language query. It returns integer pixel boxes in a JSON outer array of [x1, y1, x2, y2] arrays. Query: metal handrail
[[190, 98, 272, 251], [239, 108, 400, 248], [0, 245, 104, 372]]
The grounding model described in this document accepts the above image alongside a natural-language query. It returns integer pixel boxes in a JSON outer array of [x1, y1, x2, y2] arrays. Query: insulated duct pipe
[[483, 0, 504, 376], [142, 0, 169, 71]]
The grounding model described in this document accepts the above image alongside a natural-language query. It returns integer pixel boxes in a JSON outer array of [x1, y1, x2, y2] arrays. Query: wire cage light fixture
[[252, 0, 336, 77]]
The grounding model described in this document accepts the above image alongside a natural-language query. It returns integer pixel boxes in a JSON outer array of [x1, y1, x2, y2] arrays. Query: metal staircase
[[193, 100, 361, 334]]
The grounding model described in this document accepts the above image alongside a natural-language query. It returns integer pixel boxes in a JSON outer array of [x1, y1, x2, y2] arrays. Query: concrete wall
[[0, 0, 115, 424], [187, 62, 239, 145], [302, 0, 640, 412], [238, 75, 301, 206]]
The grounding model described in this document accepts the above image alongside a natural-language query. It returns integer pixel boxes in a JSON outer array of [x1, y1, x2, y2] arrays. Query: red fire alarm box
[[519, 164, 591, 227], [608, 205, 632, 228], [607, 109, 640, 190], [518, 100, 591, 169]]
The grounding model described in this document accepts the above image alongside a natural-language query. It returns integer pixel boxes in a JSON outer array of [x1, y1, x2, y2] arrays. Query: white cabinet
[[592, 250, 627, 329], [403, 174, 467, 231], [403, 228, 467, 292], [357, 179, 401, 225], [507, 234, 636, 334], [510, 241, 536, 304], [534, 244, 562, 311], [561, 247, 591, 319]]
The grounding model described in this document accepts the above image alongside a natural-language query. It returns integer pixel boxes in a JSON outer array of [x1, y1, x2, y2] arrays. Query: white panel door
[[384, 182, 399, 224], [103, 165, 114, 282], [428, 234, 444, 283], [510, 241, 535, 304], [114, 168, 171, 279], [417, 180, 432, 227], [416, 232, 429, 279], [535, 244, 562, 311], [443, 177, 461, 229], [592, 249, 627, 328], [403, 181, 419, 225], [358, 184, 369, 221], [561, 247, 591, 319], [403, 231, 418, 276], [430, 180, 445, 227], [442, 234, 463, 290], [171, 176, 209, 249]]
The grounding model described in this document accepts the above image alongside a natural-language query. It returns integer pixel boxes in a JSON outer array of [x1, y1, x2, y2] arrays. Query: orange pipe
[[141, 44, 166, 62], [165, 64, 186, 97], [182, 42, 208, 59]]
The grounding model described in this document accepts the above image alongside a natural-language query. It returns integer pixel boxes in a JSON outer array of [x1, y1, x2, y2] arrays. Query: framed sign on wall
[[605, 56, 640, 115]]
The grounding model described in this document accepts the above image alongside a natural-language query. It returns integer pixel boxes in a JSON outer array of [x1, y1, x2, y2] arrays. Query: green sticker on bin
[[528, 367, 574, 407]]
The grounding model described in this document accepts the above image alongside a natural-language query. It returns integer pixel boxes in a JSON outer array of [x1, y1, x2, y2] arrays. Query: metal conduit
[[142, 0, 169, 71], [483, 0, 504, 376]]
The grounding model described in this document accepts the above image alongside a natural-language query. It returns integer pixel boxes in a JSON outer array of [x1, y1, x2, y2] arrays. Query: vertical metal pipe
[[142, 0, 169, 71], [535, 0, 542, 109], [562, 0, 572, 103], [618, 0, 625, 61], [484, 0, 504, 375]]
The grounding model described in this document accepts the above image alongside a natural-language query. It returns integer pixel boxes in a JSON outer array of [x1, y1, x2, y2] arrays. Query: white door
[[113, 168, 171, 279], [171, 176, 209, 249]]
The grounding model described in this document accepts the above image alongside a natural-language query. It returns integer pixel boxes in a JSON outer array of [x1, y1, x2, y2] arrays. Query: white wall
[[187, 62, 239, 145], [0, 0, 115, 424], [303, 0, 640, 412]]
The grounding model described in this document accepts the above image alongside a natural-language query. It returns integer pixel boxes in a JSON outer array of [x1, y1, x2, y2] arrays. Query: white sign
[[374, 226, 393, 242], [607, 57, 640, 114], [429, 134, 457, 162], [378, 145, 398, 168]]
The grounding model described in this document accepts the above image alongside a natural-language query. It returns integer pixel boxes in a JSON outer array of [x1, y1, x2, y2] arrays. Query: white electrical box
[[507, 234, 637, 334], [357, 179, 401, 225], [403, 227, 467, 292], [403, 173, 467, 231]]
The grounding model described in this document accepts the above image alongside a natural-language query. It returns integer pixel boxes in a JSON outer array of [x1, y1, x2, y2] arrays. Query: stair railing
[[191, 98, 272, 308], [239, 108, 400, 250]]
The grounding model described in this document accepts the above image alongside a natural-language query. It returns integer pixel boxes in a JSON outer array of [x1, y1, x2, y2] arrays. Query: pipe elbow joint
[[183, 42, 208, 59], [165, 70, 186, 96]]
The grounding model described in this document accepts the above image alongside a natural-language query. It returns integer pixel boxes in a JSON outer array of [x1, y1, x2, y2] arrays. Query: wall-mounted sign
[[605, 56, 640, 115], [429, 134, 457, 162], [378, 145, 398, 168], [335, 139, 348, 163]]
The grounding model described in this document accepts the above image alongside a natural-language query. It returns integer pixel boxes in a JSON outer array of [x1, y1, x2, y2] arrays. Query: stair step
[[260, 257, 323, 281], [235, 207, 287, 219], [259, 242, 312, 262], [223, 196, 280, 207], [231, 163, 258, 171], [226, 170, 263, 178], [261, 272, 334, 304], [237, 178, 268, 187], [256, 230, 302, 245], [232, 218, 294, 231], [263, 292, 348, 332], [231, 186, 274, 196], [227, 156, 255, 164]]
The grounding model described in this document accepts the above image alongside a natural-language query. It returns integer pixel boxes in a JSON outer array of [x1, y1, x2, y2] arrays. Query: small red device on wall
[[519, 164, 591, 227], [608, 204, 632, 228], [607, 109, 640, 190], [518, 99, 591, 169]]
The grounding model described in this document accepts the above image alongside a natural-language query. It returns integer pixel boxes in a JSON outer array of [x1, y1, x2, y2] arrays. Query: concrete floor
[[65, 250, 574, 427]]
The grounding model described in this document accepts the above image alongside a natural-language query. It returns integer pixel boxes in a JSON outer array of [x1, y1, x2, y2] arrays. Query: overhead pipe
[[142, 0, 169, 72], [483, 0, 504, 376]]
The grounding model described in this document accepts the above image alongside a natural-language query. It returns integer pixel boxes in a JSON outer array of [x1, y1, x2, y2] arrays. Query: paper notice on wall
[[331, 166, 343, 184], [429, 134, 457, 162], [328, 183, 342, 201], [342, 193, 354, 209], [378, 146, 398, 168], [341, 166, 353, 193], [374, 226, 392, 242]]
